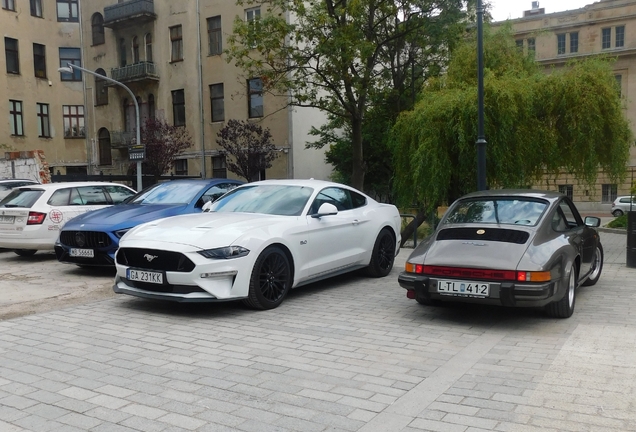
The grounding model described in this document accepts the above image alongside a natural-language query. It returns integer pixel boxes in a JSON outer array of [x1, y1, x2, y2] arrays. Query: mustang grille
[[60, 231, 112, 248], [436, 228, 529, 244], [116, 248, 195, 272]]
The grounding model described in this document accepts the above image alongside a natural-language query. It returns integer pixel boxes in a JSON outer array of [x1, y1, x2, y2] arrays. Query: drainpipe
[[77, 0, 93, 174], [196, 0, 207, 178]]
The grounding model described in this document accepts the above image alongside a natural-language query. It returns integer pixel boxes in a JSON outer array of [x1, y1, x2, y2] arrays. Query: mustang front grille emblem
[[144, 254, 158, 262], [476, 229, 485, 235]]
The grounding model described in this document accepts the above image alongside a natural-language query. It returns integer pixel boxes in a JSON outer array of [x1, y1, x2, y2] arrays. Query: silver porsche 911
[[398, 190, 603, 318]]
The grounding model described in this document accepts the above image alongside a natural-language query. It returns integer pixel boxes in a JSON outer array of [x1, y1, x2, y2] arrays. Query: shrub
[[607, 214, 627, 228]]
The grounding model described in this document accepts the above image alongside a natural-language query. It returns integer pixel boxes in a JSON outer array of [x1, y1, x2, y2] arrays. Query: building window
[[556, 34, 565, 55], [9, 100, 23, 136], [527, 38, 535, 57], [36, 103, 50, 138], [569, 32, 578, 54], [558, 185, 573, 200], [119, 38, 127, 67], [30, 0, 42, 17], [210, 83, 224, 122], [248, 78, 263, 118], [172, 89, 186, 126], [246, 7, 261, 48], [59, 47, 81, 81], [602, 28, 611, 49], [170, 25, 183, 62], [207, 16, 222, 56], [515, 39, 523, 52], [602, 184, 617, 203], [57, 0, 78, 22], [212, 155, 227, 178], [95, 68, 109, 106], [98, 128, 112, 165], [5, 37, 19, 74], [2, 0, 15, 11], [174, 159, 188, 176], [615, 74, 622, 97], [33, 43, 46, 78], [92, 13, 105, 46], [145, 33, 153, 62], [132, 36, 140, 63], [616, 25, 625, 48], [63, 105, 85, 138], [148, 93, 155, 119]]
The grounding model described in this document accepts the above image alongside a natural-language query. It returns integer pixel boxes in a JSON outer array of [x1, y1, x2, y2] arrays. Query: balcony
[[104, 0, 156, 30], [110, 131, 134, 149], [109, 62, 159, 84]]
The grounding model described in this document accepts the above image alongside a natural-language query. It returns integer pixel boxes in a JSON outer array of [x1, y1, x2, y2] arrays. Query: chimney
[[524, 1, 545, 17]]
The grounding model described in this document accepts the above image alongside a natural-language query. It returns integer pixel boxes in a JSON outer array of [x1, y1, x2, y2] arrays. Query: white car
[[0, 182, 136, 256], [611, 196, 635, 217], [113, 179, 402, 309], [0, 179, 40, 200]]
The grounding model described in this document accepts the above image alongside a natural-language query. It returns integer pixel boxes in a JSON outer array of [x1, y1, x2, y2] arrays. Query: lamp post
[[58, 63, 143, 191], [476, 0, 487, 191]]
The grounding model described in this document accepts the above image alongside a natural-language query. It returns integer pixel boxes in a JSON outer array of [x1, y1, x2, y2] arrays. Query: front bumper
[[398, 272, 556, 307], [55, 244, 116, 266]]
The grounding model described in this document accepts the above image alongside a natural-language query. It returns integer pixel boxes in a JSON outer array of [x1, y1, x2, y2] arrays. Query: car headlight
[[198, 246, 250, 259], [114, 229, 130, 239]]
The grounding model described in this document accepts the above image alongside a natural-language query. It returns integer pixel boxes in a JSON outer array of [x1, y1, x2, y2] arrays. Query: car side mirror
[[584, 216, 600, 228], [311, 202, 338, 218], [202, 201, 214, 212]]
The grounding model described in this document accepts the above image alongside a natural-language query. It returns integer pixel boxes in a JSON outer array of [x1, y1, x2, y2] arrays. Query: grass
[[607, 214, 627, 228]]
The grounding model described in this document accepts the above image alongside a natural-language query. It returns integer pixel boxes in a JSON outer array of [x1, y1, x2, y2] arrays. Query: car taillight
[[405, 263, 551, 282], [27, 212, 46, 225], [516, 271, 551, 282]]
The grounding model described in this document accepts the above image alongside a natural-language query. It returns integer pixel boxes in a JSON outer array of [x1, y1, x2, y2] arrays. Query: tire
[[13, 249, 37, 257], [613, 209, 624, 217], [243, 246, 292, 310], [365, 228, 396, 278], [546, 263, 577, 318], [415, 294, 440, 306], [582, 244, 603, 287]]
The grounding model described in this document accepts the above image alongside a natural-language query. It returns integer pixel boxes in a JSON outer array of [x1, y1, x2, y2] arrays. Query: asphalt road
[[0, 231, 634, 431]]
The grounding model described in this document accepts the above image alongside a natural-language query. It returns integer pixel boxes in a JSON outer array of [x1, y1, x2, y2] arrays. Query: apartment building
[[1, 0, 333, 182], [1, 0, 87, 175], [503, 0, 636, 209]]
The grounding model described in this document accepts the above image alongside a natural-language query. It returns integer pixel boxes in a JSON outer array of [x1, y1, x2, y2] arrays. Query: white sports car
[[113, 179, 402, 309]]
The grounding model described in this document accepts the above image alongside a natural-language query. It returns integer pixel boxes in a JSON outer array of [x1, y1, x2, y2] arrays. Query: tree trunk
[[400, 209, 430, 248], [351, 117, 365, 191]]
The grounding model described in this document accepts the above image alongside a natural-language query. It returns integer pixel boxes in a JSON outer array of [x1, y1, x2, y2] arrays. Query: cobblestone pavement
[[0, 231, 635, 432]]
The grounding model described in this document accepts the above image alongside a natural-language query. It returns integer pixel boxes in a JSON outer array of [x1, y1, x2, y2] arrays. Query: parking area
[[0, 231, 635, 431]]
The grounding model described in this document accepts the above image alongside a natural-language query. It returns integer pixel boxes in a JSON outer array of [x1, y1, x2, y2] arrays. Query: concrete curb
[[598, 227, 627, 235]]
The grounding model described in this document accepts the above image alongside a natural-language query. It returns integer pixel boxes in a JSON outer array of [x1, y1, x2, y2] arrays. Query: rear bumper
[[398, 272, 556, 307]]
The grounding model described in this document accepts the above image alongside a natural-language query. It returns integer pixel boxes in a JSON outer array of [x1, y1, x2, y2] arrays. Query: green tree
[[391, 25, 632, 244], [226, 0, 474, 191]]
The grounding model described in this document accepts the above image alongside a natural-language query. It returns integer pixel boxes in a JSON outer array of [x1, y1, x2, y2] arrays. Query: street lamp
[[57, 63, 143, 191], [476, 0, 487, 191]]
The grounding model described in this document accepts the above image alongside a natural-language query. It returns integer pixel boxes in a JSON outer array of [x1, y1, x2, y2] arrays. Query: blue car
[[54, 178, 242, 266]]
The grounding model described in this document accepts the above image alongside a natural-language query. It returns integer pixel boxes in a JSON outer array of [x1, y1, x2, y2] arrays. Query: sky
[[490, 0, 594, 21]]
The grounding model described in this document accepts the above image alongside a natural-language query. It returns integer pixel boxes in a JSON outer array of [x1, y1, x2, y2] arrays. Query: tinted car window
[[444, 199, 547, 226], [212, 185, 313, 216], [558, 199, 582, 228], [0, 189, 44, 208], [104, 185, 135, 204], [198, 183, 239, 207], [69, 188, 84, 205], [310, 187, 353, 213], [48, 189, 71, 206], [77, 186, 109, 205], [351, 190, 366, 209]]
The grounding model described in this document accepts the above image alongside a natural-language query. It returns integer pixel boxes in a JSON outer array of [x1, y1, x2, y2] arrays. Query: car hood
[[63, 204, 190, 230], [121, 212, 291, 248], [409, 226, 535, 270]]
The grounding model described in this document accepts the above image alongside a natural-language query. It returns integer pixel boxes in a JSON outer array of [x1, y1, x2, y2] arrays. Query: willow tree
[[391, 26, 632, 232], [226, 0, 473, 191]]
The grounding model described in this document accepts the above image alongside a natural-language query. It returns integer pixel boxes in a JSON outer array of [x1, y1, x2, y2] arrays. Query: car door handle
[[352, 219, 360, 225]]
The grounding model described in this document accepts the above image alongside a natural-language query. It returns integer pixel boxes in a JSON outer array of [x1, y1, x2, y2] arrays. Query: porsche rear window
[[443, 199, 548, 226], [0, 189, 44, 208]]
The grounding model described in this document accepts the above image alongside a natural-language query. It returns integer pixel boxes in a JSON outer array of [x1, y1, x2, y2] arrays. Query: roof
[[250, 179, 352, 189], [17, 181, 134, 190], [459, 189, 564, 202]]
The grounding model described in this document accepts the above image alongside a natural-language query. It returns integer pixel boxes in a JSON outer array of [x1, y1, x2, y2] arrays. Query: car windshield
[[0, 189, 44, 208], [128, 182, 205, 205], [443, 198, 548, 226], [210, 185, 314, 216]]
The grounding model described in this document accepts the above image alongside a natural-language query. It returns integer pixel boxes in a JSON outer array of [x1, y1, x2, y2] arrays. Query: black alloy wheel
[[366, 228, 395, 277], [244, 246, 292, 310]]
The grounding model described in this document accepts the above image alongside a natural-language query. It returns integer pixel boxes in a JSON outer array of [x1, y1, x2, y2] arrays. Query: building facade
[[504, 0, 636, 210], [1, 0, 87, 176], [1, 0, 333, 184]]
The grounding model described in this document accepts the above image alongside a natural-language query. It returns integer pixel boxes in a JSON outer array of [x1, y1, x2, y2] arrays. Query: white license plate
[[126, 268, 164, 285], [0, 216, 15, 224], [437, 279, 490, 297], [70, 248, 94, 258]]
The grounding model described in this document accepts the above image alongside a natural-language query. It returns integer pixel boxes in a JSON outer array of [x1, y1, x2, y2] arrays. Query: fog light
[[200, 270, 237, 279]]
